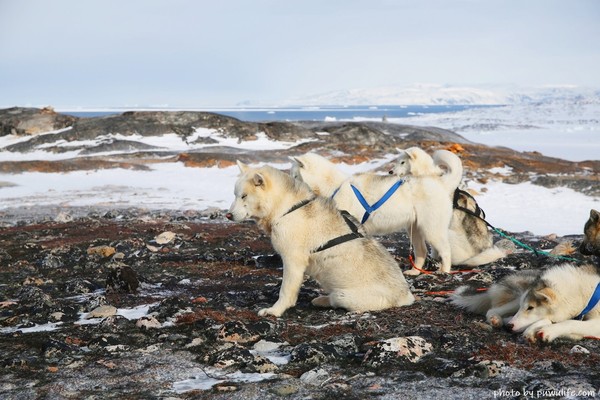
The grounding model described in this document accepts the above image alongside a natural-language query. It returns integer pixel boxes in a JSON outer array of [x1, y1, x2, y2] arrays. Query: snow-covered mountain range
[[280, 84, 600, 106]]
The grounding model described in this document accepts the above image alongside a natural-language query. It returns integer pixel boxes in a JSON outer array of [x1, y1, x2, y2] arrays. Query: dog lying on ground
[[450, 270, 542, 328], [390, 147, 512, 266], [451, 209, 600, 342], [290, 153, 457, 274], [226, 161, 415, 317]]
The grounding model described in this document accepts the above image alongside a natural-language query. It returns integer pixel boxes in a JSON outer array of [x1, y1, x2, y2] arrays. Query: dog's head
[[389, 147, 441, 177], [289, 153, 341, 197], [580, 209, 600, 256], [227, 161, 273, 222], [506, 283, 557, 332]]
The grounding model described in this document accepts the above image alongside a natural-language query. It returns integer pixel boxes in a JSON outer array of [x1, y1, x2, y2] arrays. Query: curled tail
[[450, 285, 491, 315], [433, 150, 463, 194]]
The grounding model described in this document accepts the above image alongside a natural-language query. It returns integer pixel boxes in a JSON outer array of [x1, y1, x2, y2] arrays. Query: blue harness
[[349, 180, 404, 224], [574, 282, 600, 320]]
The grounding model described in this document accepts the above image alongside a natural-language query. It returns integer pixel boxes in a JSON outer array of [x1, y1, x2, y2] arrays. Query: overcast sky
[[1, 0, 599, 108]]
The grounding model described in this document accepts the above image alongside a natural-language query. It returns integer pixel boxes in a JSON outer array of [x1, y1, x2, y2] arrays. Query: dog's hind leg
[[425, 229, 452, 273], [328, 288, 401, 312], [486, 298, 521, 327]]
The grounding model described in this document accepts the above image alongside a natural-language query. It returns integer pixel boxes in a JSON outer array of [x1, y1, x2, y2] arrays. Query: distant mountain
[[277, 84, 600, 106]]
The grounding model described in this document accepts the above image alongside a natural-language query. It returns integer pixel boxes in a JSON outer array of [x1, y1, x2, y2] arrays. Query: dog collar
[[351, 180, 404, 224], [574, 281, 600, 320], [281, 198, 314, 218]]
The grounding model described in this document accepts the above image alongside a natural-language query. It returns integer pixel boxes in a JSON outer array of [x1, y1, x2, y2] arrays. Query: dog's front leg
[[522, 319, 552, 342], [258, 255, 307, 317], [537, 319, 600, 342]]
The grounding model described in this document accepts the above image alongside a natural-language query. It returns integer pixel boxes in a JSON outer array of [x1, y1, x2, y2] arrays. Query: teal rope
[[493, 227, 580, 263]]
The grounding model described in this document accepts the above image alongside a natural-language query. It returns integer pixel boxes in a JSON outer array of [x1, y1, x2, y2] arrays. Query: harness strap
[[281, 198, 314, 218], [313, 211, 363, 253], [450, 189, 580, 263], [574, 282, 600, 320], [330, 186, 340, 199], [351, 180, 404, 224], [453, 188, 486, 219]]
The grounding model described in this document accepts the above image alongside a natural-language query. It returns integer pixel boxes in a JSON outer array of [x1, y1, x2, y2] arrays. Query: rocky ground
[[1, 108, 600, 399], [1, 208, 599, 399]]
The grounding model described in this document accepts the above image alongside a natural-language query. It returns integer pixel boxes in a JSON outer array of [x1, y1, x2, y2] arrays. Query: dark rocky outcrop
[[0, 107, 76, 136]]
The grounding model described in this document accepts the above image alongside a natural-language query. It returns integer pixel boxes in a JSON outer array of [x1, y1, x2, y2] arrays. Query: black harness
[[453, 188, 487, 221], [314, 211, 364, 253], [281, 199, 364, 253]]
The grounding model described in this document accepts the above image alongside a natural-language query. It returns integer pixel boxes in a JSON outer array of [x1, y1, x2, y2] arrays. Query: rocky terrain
[[1, 107, 600, 399]]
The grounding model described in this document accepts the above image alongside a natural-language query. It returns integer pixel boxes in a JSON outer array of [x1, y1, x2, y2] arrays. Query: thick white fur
[[452, 263, 600, 342], [291, 153, 454, 274], [228, 161, 414, 317], [391, 148, 509, 266], [508, 264, 600, 342]]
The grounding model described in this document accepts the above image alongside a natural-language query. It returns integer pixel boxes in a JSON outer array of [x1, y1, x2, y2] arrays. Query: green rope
[[493, 227, 580, 263]]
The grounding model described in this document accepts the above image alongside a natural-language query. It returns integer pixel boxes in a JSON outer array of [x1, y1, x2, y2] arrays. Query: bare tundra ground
[[0, 208, 599, 399]]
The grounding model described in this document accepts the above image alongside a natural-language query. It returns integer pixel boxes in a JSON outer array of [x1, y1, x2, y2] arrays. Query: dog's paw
[[488, 315, 503, 328], [536, 326, 559, 343], [404, 268, 421, 276], [522, 327, 539, 343], [258, 307, 282, 318]]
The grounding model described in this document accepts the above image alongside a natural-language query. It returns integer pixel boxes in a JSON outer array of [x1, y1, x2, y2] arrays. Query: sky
[[0, 0, 599, 108]]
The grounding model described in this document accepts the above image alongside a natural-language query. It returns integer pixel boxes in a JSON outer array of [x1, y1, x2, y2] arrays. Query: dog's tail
[[449, 285, 491, 315], [433, 149, 463, 194], [458, 242, 514, 267]]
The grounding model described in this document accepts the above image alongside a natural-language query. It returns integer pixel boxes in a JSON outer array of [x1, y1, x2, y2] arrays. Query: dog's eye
[[527, 306, 534, 311], [241, 194, 247, 200], [400, 161, 405, 165]]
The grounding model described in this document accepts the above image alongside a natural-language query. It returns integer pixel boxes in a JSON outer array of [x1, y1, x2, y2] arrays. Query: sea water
[[61, 105, 491, 122]]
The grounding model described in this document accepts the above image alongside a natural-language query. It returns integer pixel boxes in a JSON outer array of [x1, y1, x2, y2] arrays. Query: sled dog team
[[226, 147, 600, 343]]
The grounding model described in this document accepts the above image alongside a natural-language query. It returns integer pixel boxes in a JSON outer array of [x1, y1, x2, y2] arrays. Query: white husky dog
[[290, 153, 457, 274], [227, 161, 415, 317], [453, 263, 600, 342], [510, 264, 600, 342], [390, 147, 511, 266]]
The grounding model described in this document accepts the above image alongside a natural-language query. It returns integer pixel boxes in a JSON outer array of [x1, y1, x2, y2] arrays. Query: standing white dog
[[290, 153, 457, 274], [390, 147, 511, 266], [227, 161, 415, 317]]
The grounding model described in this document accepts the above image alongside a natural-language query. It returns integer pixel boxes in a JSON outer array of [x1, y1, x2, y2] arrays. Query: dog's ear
[[535, 287, 557, 304], [252, 173, 265, 187], [406, 147, 420, 161], [590, 209, 600, 223], [289, 156, 304, 169], [456, 193, 469, 209], [237, 160, 250, 174]]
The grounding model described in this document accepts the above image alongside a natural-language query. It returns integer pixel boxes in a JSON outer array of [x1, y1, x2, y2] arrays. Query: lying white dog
[[290, 153, 457, 274], [227, 161, 415, 317]]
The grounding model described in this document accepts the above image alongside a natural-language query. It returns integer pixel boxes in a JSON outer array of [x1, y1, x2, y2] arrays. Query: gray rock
[[363, 336, 433, 367]]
